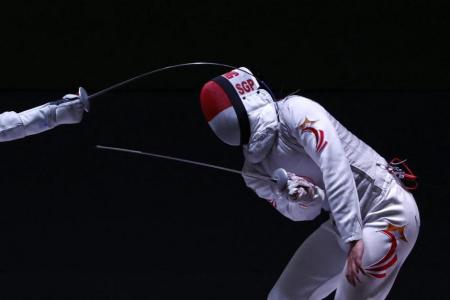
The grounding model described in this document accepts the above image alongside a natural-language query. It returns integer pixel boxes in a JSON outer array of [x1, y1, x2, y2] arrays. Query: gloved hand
[[267, 171, 326, 221], [285, 172, 325, 207], [51, 93, 86, 125], [15, 88, 89, 138], [50, 88, 89, 125]]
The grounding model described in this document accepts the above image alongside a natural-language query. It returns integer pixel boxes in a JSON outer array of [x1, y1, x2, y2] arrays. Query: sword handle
[[271, 168, 288, 190], [78, 87, 90, 112]]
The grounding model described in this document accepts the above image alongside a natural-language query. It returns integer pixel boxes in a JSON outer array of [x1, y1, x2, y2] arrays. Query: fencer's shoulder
[[278, 95, 326, 119], [281, 95, 324, 110]]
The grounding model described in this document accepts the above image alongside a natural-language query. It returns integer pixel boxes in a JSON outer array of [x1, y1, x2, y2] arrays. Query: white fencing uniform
[[242, 96, 420, 300], [199, 67, 419, 300], [0, 95, 87, 142]]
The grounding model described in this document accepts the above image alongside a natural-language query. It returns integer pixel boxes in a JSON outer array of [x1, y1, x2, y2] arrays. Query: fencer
[[199, 67, 420, 299], [0, 90, 88, 142]]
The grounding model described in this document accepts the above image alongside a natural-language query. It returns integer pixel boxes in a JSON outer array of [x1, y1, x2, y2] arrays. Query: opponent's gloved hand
[[18, 89, 89, 137], [51, 91, 89, 125], [0, 88, 90, 142], [60, 87, 90, 112]]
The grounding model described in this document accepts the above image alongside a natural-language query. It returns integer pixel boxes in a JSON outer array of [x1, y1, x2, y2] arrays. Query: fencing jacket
[[242, 95, 391, 243]]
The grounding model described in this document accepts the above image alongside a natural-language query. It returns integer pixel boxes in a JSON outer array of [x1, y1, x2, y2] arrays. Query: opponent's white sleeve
[[291, 100, 362, 243], [242, 160, 324, 221], [0, 96, 86, 142]]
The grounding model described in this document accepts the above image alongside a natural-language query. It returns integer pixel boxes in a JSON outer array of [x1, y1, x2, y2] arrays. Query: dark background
[[0, 1, 449, 299]]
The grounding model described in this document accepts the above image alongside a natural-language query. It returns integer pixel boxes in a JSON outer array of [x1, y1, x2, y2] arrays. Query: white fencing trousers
[[268, 179, 420, 300]]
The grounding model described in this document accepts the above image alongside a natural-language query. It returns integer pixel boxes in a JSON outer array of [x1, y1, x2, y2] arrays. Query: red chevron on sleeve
[[302, 127, 328, 153]]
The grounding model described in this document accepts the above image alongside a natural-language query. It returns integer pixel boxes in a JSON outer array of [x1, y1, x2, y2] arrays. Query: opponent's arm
[[0, 92, 88, 142]]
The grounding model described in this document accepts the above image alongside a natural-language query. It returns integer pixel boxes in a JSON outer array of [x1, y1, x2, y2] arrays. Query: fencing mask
[[199, 67, 275, 146]]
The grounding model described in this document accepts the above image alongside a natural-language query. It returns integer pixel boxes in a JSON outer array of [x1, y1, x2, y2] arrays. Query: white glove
[[53, 93, 88, 124], [18, 92, 88, 137], [286, 172, 324, 207], [0, 89, 89, 142], [268, 171, 326, 221]]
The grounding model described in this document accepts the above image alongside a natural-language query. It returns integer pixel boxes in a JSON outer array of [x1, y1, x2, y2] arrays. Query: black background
[[0, 1, 449, 299]]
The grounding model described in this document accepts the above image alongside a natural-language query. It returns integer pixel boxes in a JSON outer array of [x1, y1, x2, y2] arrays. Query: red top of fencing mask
[[200, 67, 260, 146]]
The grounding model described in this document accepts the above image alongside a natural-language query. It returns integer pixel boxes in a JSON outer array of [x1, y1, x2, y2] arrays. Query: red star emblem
[[385, 223, 408, 242]]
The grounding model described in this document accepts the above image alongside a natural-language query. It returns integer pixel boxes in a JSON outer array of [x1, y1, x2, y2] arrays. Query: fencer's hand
[[286, 173, 316, 204], [346, 239, 366, 286], [47, 92, 87, 125], [62, 93, 79, 101], [62, 88, 90, 112]]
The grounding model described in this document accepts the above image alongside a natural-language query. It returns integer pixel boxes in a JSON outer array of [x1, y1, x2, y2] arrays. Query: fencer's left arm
[[0, 94, 87, 142], [292, 101, 363, 243]]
